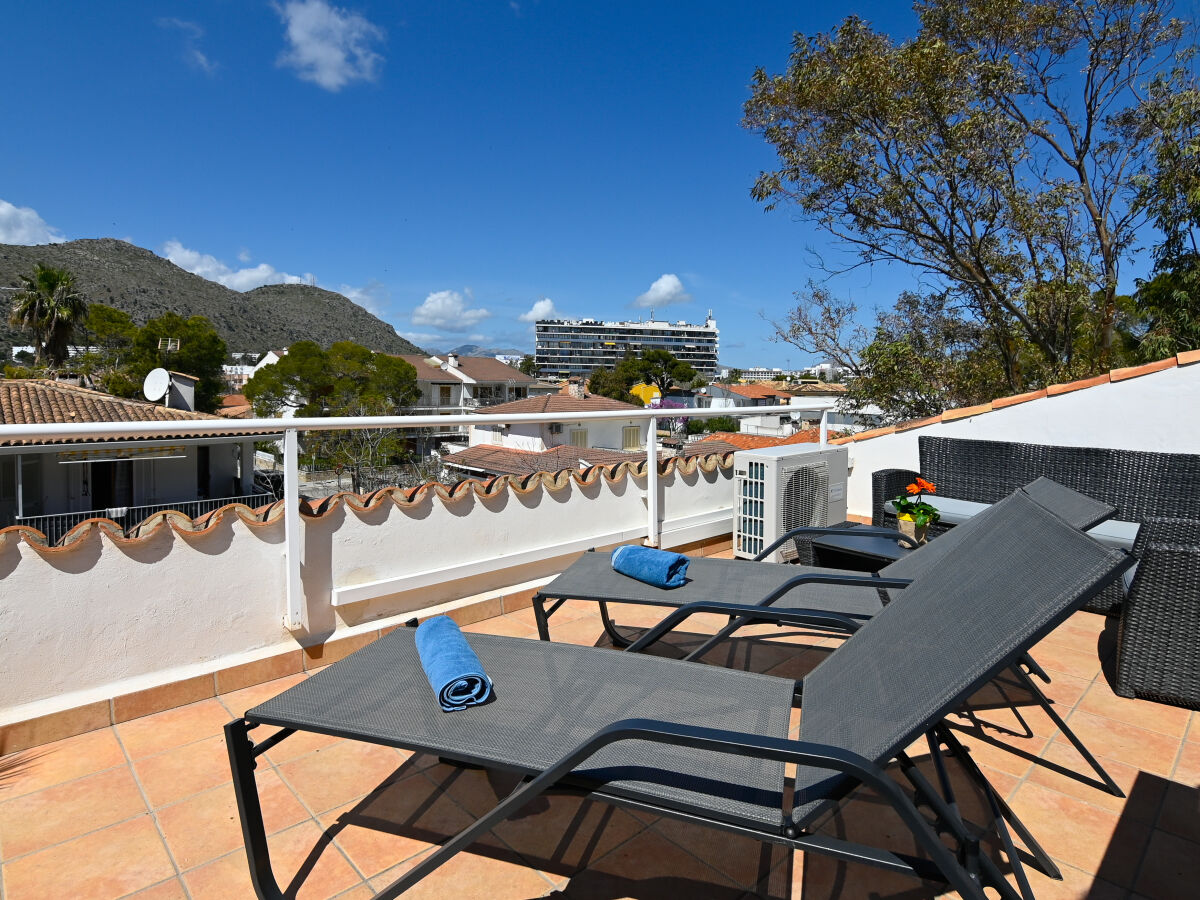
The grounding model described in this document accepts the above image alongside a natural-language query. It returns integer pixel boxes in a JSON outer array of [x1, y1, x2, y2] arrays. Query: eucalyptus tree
[[745, 0, 1191, 388], [8, 263, 88, 367]]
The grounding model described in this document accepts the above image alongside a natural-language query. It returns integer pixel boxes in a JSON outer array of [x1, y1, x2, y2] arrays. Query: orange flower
[[905, 483, 921, 495], [915, 477, 936, 494]]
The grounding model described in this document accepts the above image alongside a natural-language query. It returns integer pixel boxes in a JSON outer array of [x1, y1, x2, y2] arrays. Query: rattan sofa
[[872, 435, 1200, 613]]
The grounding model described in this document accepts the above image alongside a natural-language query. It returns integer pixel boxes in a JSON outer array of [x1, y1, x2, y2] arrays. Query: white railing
[[13, 493, 275, 545], [0, 404, 802, 631]]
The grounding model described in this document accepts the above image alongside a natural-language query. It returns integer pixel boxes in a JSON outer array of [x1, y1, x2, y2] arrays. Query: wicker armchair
[[1115, 517, 1200, 710], [871, 437, 1200, 614]]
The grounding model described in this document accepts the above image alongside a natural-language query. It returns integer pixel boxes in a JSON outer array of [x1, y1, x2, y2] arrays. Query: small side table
[[811, 526, 914, 572]]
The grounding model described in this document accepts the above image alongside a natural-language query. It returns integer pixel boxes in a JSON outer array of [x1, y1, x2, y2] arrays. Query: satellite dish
[[143, 368, 169, 402]]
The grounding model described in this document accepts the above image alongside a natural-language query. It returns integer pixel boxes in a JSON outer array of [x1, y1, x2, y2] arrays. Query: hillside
[[0, 238, 423, 355]]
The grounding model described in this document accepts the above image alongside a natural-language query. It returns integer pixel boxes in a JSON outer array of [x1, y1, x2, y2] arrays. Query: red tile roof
[[696, 428, 821, 451], [721, 383, 793, 400], [0, 379, 224, 446], [480, 394, 640, 415], [442, 444, 648, 477]]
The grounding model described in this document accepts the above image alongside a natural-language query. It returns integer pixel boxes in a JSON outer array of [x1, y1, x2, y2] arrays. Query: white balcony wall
[[842, 363, 1200, 518], [0, 458, 733, 720]]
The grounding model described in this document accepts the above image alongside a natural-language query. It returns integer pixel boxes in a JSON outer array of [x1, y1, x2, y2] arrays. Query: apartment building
[[534, 314, 719, 378]]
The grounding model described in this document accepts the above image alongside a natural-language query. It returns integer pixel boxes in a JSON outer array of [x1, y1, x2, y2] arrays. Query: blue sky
[[0, 1, 1162, 367]]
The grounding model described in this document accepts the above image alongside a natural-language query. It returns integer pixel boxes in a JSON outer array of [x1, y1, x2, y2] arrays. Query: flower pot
[[896, 514, 928, 546]]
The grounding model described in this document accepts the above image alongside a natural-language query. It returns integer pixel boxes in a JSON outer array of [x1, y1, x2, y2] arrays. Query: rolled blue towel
[[414, 616, 494, 712], [611, 545, 690, 588]]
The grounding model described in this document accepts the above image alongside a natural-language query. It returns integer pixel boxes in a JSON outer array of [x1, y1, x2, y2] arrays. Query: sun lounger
[[225, 490, 1131, 899], [534, 478, 1125, 795]]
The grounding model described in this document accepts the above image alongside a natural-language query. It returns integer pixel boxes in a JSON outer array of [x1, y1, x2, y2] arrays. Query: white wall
[[469, 418, 649, 452], [841, 363, 1200, 518], [0, 457, 734, 719]]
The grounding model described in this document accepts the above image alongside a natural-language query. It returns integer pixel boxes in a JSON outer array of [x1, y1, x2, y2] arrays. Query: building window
[[438, 385, 452, 405], [570, 429, 588, 448], [622, 425, 641, 450], [491, 427, 503, 445]]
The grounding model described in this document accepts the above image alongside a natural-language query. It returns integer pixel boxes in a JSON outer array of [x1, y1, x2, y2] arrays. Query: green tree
[[744, 0, 1188, 386], [245, 341, 419, 492], [125, 312, 228, 412], [79, 304, 137, 362], [704, 416, 741, 433], [629, 349, 697, 395], [725, 368, 743, 383], [517, 354, 538, 376], [8, 264, 88, 367], [586, 354, 643, 405]]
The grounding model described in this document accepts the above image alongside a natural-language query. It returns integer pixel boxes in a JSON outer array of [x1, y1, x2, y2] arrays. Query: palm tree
[[9, 264, 88, 367]]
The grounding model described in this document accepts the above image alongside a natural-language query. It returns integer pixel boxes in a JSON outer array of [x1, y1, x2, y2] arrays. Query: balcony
[[1, 358, 1198, 899]]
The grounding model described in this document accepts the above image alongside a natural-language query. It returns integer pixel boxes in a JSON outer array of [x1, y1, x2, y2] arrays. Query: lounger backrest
[[795, 491, 1128, 819]]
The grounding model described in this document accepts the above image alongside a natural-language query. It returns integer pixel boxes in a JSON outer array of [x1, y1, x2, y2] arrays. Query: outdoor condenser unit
[[733, 444, 849, 562]]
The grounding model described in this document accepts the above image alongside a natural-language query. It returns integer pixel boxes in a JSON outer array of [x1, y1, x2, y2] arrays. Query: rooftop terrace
[[1, 354, 1198, 898]]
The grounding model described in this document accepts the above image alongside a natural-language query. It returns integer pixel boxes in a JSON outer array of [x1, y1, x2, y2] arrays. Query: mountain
[[440, 343, 529, 358], [0, 238, 424, 356]]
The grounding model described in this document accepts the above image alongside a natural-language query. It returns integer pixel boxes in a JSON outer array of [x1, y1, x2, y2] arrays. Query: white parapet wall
[[0, 456, 734, 720], [839, 359, 1200, 519]]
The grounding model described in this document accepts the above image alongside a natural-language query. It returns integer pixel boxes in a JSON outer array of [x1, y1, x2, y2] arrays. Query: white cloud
[[411, 289, 491, 331], [339, 279, 389, 315], [400, 332, 448, 347], [275, 0, 384, 92], [162, 240, 314, 291], [634, 273, 691, 309], [518, 297, 558, 322], [237, 247, 252, 263], [158, 18, 218, 74], [0, 199, 65, 244]]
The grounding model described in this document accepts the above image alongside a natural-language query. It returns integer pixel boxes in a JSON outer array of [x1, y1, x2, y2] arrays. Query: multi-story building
[[535, 314, 719, 378]]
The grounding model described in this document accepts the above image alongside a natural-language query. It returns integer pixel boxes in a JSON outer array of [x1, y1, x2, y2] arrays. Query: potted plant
[[893, 476, 940, 544]]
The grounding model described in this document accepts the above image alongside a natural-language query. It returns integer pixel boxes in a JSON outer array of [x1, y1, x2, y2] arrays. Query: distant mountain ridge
[[438, 343, 529, 358], [0, 238, 424, 356]]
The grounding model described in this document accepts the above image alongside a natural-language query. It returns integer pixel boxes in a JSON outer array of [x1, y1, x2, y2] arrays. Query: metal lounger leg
[[1008, 663, 1124, 797], [598, 600, 632, 647], [225, 720, 287, 900]]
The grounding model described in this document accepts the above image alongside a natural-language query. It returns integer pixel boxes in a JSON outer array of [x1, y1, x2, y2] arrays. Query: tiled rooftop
[[1, 549, 1195, 899]]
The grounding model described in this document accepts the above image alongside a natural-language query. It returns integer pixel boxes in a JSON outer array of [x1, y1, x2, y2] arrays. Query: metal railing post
[[646, 417, 659, 547], [283, 428, 305, 631], [820, 408, 829, 448]]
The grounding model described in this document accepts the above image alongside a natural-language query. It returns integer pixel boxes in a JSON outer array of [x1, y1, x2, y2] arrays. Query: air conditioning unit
[[733, 445, 848, 562]]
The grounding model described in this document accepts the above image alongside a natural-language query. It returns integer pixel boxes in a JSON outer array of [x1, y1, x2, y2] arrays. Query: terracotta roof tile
[[0, 379, 224, 446], [696, 428, 821, 450], [895, 415, 943, 433], [394, 355, 536, 384], [722, 384, 793, 400], [480, 394, 640, 415], [1110, 357, 1178, 382], [442, 444, 646, 477], [992, 388, 1047, 409], [940, 402, 993, 421], [1178, 349, 1200, 366], [1046, 373, 1111, 396]]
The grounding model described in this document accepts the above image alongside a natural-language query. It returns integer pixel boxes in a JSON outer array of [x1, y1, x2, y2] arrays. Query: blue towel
[[414, 616, 494, 712], [611, 545, 690, 588]]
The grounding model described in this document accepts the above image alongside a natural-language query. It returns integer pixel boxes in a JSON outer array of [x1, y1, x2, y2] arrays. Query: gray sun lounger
[[226, 491, 1131, 900], [534, 477, 1124, 795]]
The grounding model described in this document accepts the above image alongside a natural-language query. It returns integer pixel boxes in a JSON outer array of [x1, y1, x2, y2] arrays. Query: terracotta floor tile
[[1076, 681, 1194, 739], [157, 770, 309, 870], [264, 726, 343, 764], [544, 615, 606, 647], [1134, 829, 1200, 900], [133, 734, 232, 809], [1039, 619, 1110, 657], [1031, 642, 1105, 681], [1024, 738, 1163, 819], [2, 815, 176, 900], [1061, 711, 1183, 776], [1008, 780, 1147, 886], [505, 601, 590, 634], [1155, 780, 1200, 844], [427, 764, 648, 877], [0, 727, 126, 799], [0, 764, 149, 859], [1172, 740, 1200, 783], [946, 720, 1048, 779], [116, 699, 236, 759], [650, 816, 789, 889], [218, 672, 309, 715], [277, 739, 412, 815], [568, 826, 748, 899], [122, 877, 190, 899], [1036, 672, 1096, 711], [371, 848, 557, 899], [317, 770, 476, 878], [461, 616, 537, 638], [1006, 859, 1126, 900], [184, 821, 363, 900]]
